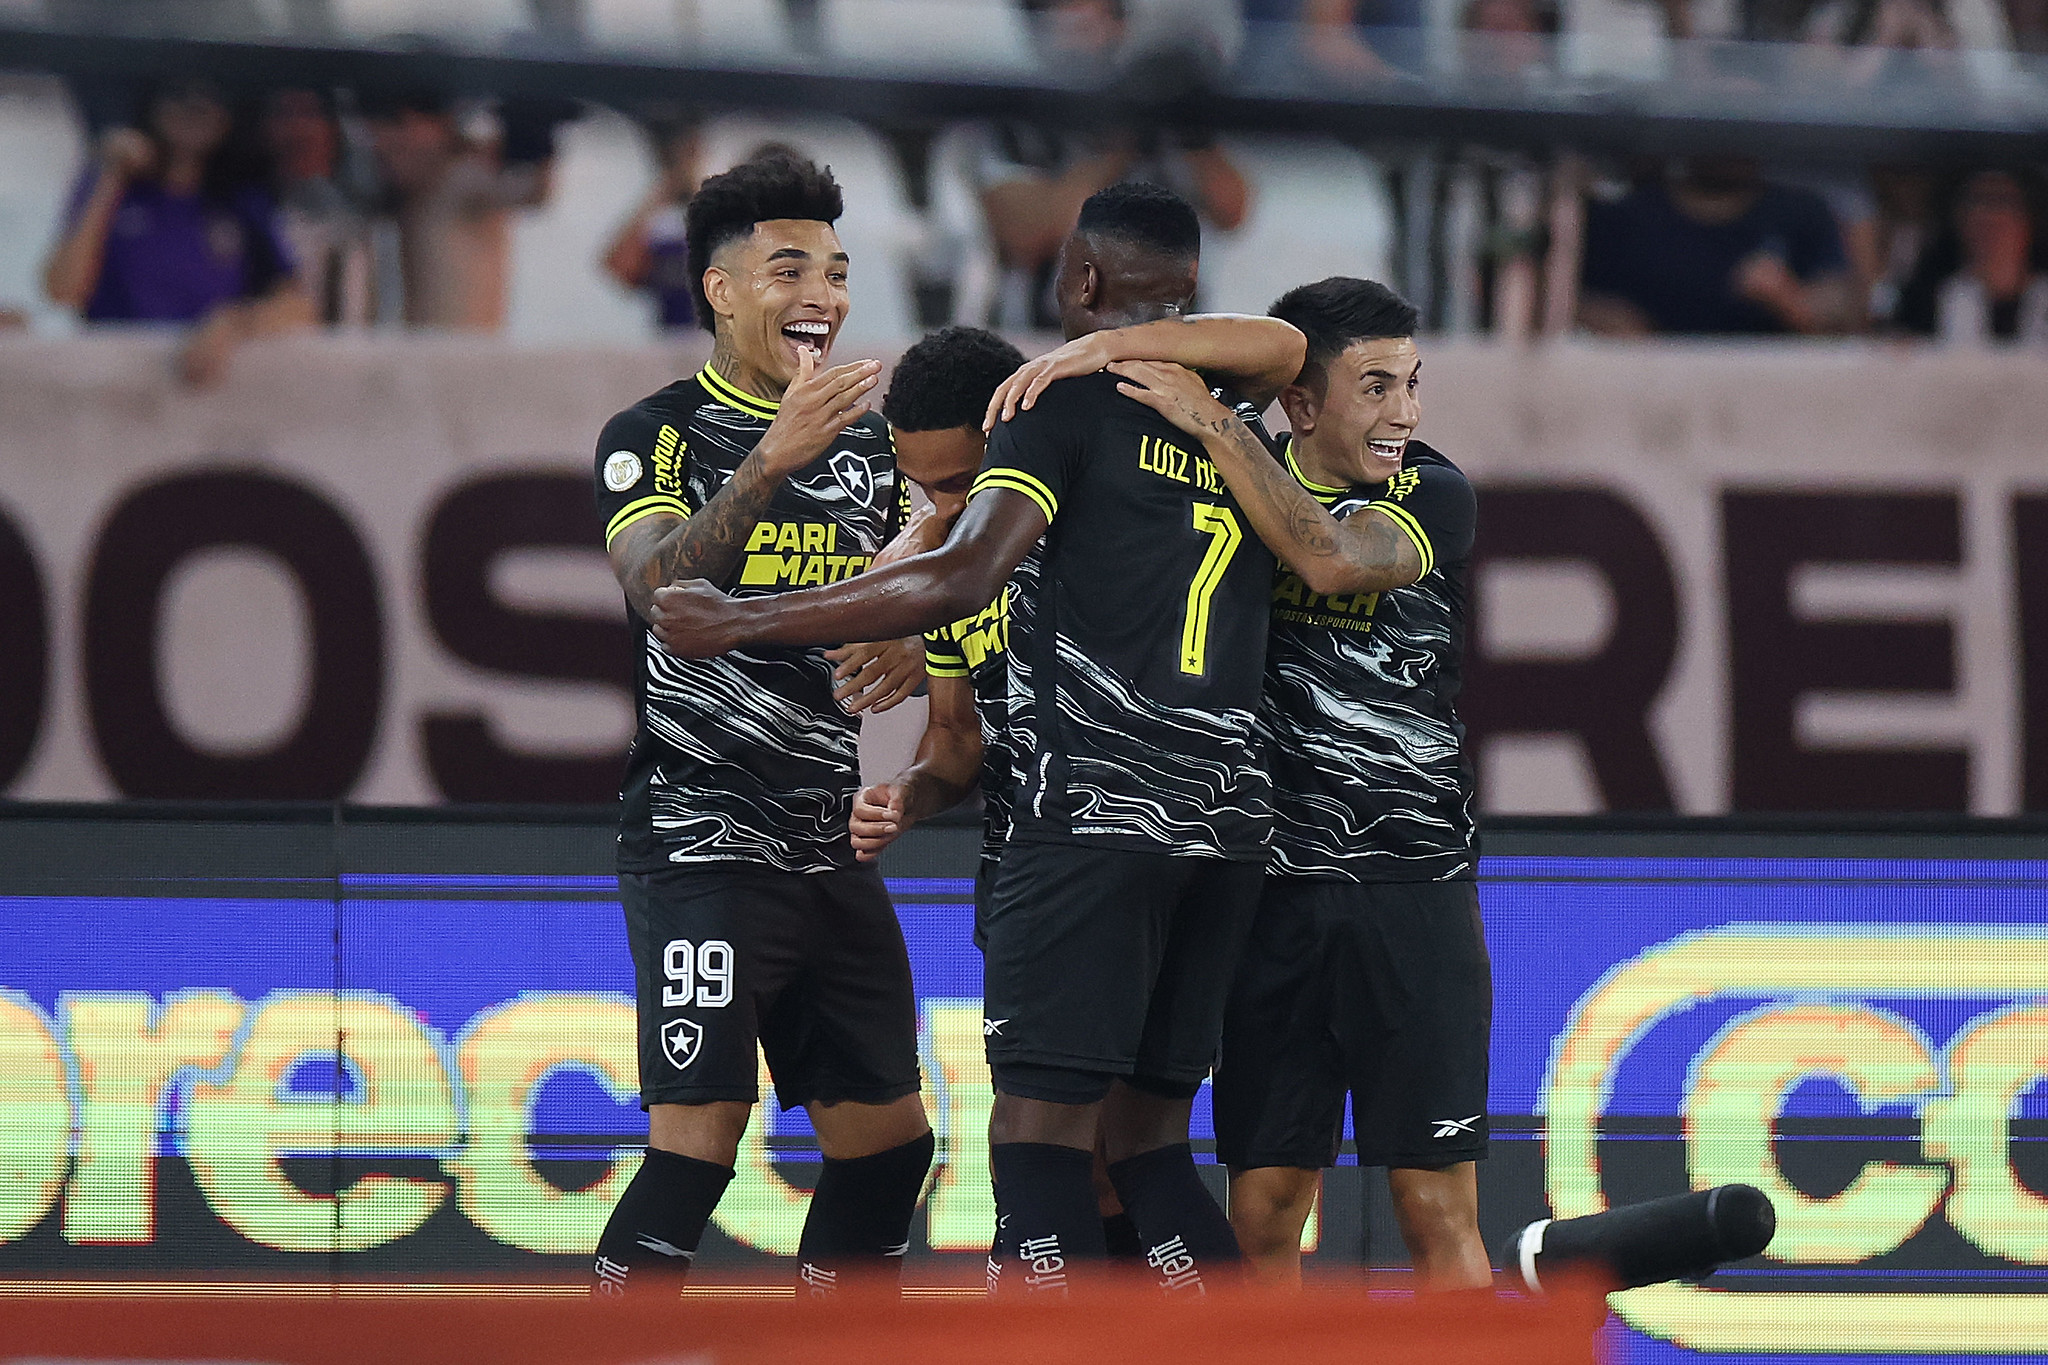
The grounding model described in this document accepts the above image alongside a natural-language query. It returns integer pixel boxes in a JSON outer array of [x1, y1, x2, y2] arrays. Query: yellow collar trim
[[1285, 443, 1350, 498], [700, 363, 780, 418]]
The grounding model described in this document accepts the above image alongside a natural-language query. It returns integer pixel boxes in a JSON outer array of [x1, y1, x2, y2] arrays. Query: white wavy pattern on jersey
[[1046, 635, 1270, 857], [970, 550, 1040, 862], [1259, 572, 1473, 879], [641, 635, 860, 873]]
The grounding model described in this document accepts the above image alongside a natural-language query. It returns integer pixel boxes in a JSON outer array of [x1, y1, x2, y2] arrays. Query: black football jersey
[[593, 364, 907, 874], [973, 373, 1276, 862], [1259, 438, 1478, 881], [922, 548, 1042, 868]]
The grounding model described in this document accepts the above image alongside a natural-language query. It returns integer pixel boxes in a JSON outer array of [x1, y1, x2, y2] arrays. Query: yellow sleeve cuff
[[971, 468, 1058, 525], [1369, 501, 1434, 578], [605, 495, 690, 548]]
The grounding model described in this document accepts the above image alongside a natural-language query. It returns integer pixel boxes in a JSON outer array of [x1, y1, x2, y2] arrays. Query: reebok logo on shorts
[[983, 1017, 1007, 1036], [661, 1017, 705, 1070], [1432, 1114, 1481, 1139]]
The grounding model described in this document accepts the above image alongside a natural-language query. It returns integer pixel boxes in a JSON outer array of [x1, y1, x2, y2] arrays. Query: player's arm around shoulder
[[982, 315, 1306, 428], [1107, 359, 1422, 597]]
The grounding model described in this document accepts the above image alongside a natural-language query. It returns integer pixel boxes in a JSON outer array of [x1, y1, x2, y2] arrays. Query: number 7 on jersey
[[1181, 502, 1243, 675]]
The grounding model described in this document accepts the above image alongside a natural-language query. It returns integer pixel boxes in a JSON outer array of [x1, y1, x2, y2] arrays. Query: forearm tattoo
[[1196, 409, 1405, 580], [617, 459, 780, 620]]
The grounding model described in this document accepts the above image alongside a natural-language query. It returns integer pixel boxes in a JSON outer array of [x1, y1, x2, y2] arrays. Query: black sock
[[989, 1142, 1106, 1296], [1102, 1210, 1144, 1261], [988, 1178, 1015, 1295], [1106, 1143, 1241, 1295], [796, 1131, 935, 1297], [591, 1147, 734, 1299]]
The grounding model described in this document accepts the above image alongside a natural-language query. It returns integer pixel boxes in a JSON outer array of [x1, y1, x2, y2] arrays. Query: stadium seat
[[329, 0, 531, 43], [697, 112, 922, 343], [1197, 135, 1396, 317], [581, 0, 691, 53], [821, 0, 1037, 74], [921, 122, 1005, 330], [0, 74, 87, 329], [689, 0, 797, 59], [505, 106, 662, 343]]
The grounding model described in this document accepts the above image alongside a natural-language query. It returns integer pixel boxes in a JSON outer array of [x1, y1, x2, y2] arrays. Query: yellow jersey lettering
[[797, 556, 827, 586], [1272, 574, 1379, 630], [745, 522, 780, 552], [739, 553, 802, 586], [653, 425, 684, 496]]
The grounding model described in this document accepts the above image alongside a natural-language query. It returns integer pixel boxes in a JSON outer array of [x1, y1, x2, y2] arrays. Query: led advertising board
[[0, 812, 2042, 1363]]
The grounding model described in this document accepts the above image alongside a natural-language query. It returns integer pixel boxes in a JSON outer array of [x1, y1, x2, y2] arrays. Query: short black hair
[[882, 326, 1028, 434], [685, 152, 845, 334], [1269, 277, 1419, 390], [1075, 181, 1201, 261]]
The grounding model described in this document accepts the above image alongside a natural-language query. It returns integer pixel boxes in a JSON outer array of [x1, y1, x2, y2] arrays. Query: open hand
[[1107, 360, 1233, 442], [983, 333, 1111, 430], [826, 637, 925, 714], [757, 346, 882, 477], [649, 580, 746, 658], [849, 781, 909, 861]]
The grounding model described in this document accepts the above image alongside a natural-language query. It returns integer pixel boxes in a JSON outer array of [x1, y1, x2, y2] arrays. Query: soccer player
[[588, 152, 933, 1300], [852, 313, 1307, 1278], [649, 183, 1304, 1295], [1104, 278, 1488, 1290]]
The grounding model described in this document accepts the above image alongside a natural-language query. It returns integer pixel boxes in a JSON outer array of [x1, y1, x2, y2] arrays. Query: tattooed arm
[[606, 351, 881, 623], [1109, 359, 1423, 596]]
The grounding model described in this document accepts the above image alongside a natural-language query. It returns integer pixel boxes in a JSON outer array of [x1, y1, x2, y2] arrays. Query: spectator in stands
[[1243, 0, 1428, 78], [261, 87, 375, 326], [363, 89, 556, 331], [1577, 157, 1860, 335], [1893, 169, 2048, 345], [42, 78, 313, 386], [960, 0, 1250, 329], [600, 120, 703, 331], [1866, 164, 1940, 324]]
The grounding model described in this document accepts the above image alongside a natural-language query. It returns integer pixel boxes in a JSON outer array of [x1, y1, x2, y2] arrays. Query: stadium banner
[[0, 808, 2043, 1365], [0, 335, 2044, 815]]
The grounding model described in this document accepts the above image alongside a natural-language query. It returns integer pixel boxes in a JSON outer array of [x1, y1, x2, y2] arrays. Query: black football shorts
[[1213, 876, 1492, 1171], [620, 862, 922, 1109], [980, 840, 1265, 1097]]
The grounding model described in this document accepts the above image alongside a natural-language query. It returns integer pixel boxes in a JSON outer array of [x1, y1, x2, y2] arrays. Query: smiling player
[[1105, 277, 1487, 1290], [588, 153, 932, 1301]]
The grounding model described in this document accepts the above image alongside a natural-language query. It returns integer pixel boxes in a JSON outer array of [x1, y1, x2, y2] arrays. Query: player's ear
[[701, 265, 736, 325], [1279, 382, 1318, 435]]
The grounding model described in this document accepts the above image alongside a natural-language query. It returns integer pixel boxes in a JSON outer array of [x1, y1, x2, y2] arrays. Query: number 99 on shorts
[[662, 938, 734, 1009], [1544, 926, 2048, 1355]]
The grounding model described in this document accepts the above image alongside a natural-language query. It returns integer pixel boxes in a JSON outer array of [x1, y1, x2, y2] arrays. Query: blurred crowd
[[16, 0, 2048, 382]]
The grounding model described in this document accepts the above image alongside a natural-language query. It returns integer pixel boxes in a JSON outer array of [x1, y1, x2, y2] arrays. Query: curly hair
[[684, 152, 845, 334], [1268, 277, 1419, 391], [881, 326, 1029, 433]]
